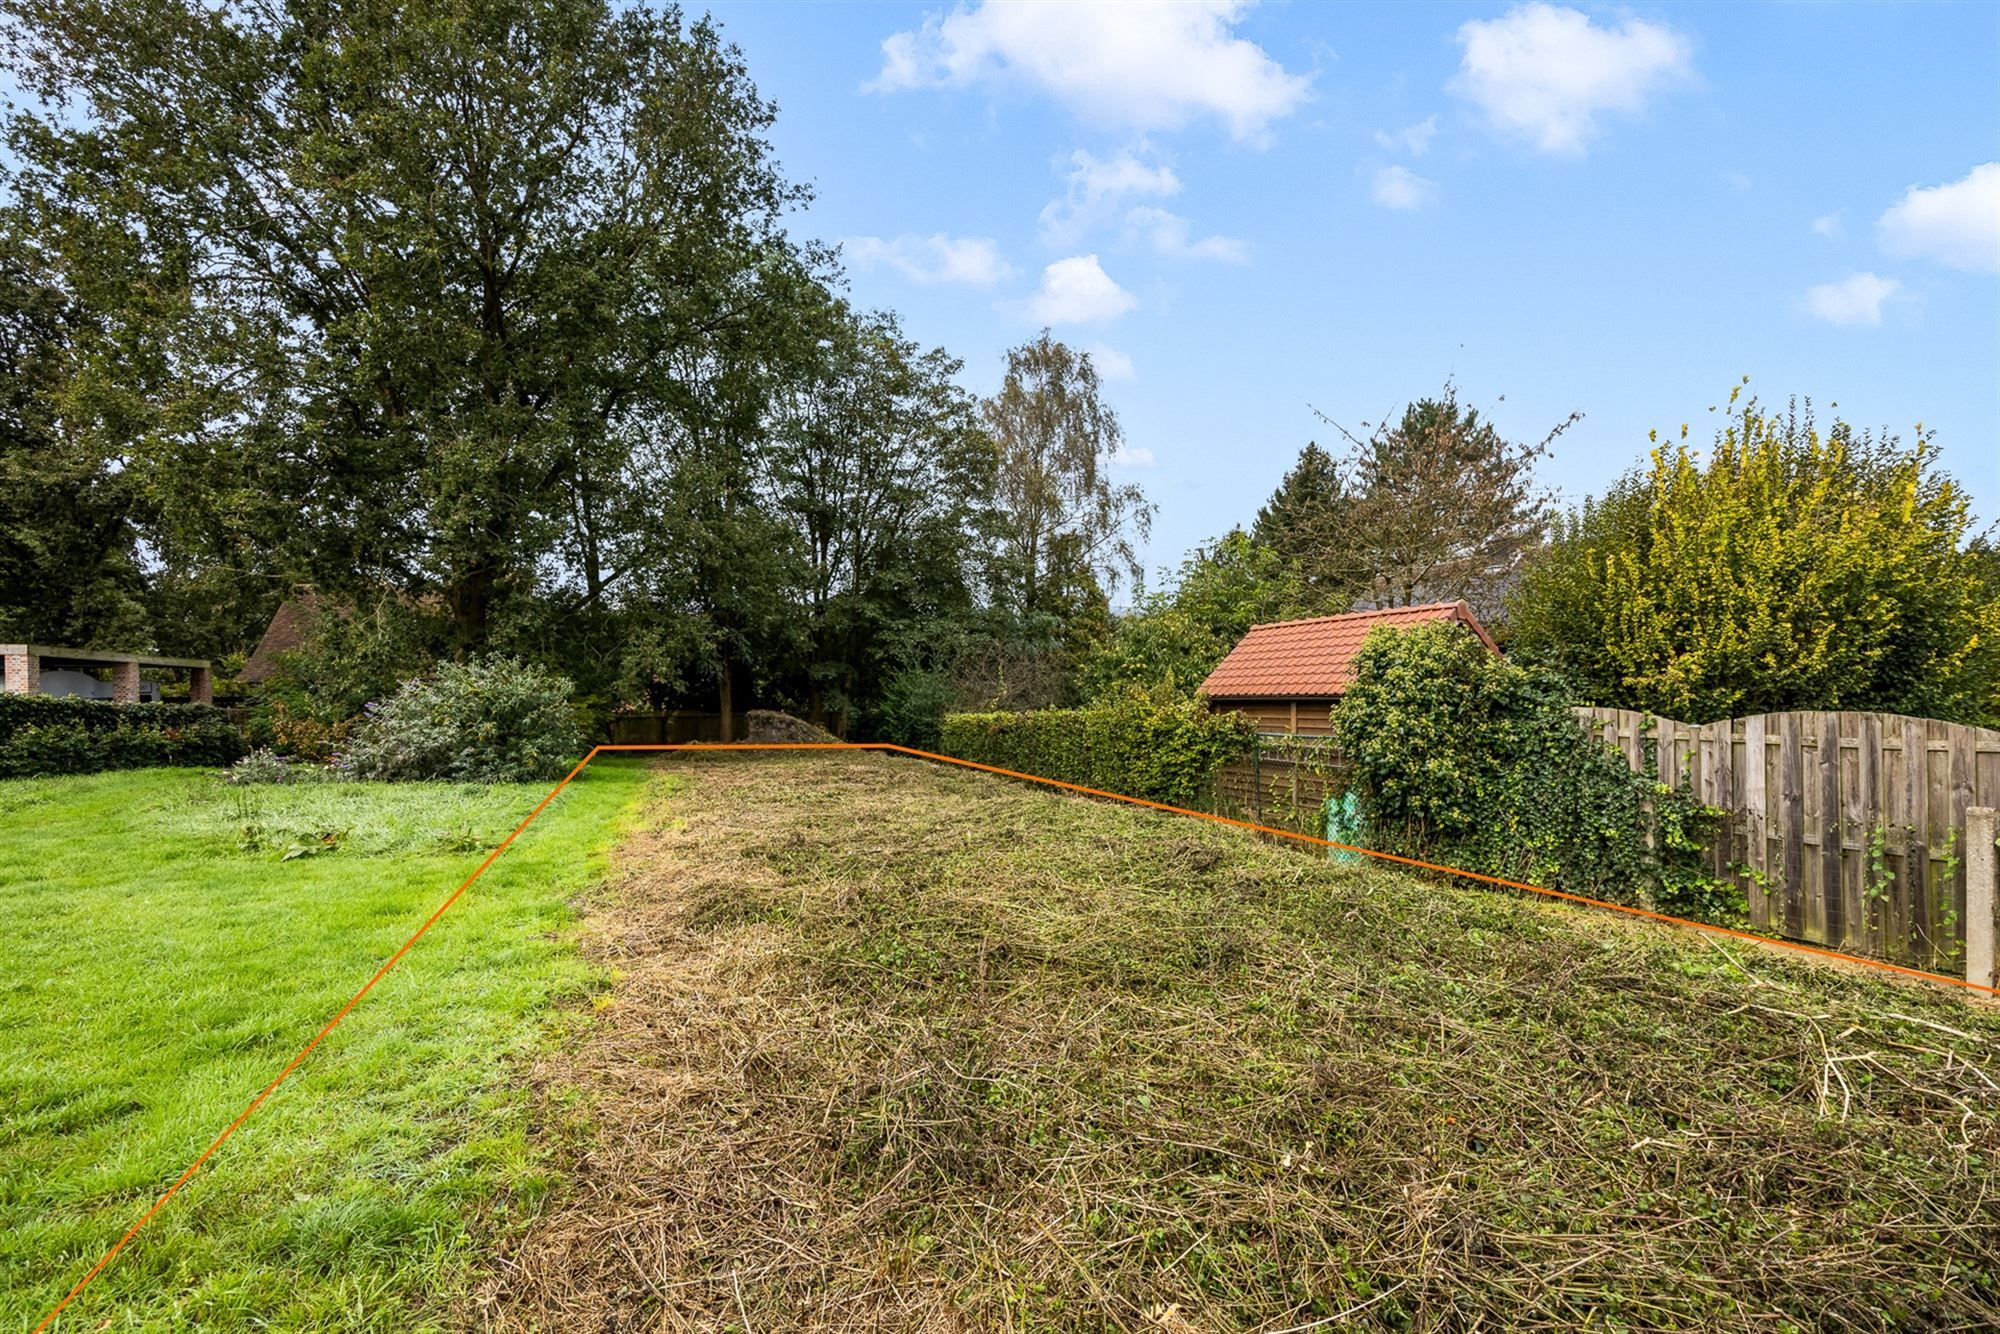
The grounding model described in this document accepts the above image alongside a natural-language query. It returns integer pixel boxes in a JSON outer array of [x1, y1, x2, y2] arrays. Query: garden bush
[[873, 669, 956, 751], [0, 695, 245, 777], [1332, 622, 1733, 922], [941, 690, 1255, 808], [340, 657, 589, 783]]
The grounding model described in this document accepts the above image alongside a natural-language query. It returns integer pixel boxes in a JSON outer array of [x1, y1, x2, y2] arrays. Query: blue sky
[[711, 0, 1998, 582]]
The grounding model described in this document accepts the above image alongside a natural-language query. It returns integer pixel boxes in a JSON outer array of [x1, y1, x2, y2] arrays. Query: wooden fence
[[1579, 708, 2000, 977], [1214, 735, 1349, 836]]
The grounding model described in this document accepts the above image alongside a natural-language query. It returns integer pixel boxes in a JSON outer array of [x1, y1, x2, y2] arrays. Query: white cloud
[[1021, 254, 1138, 325], [1040, 147, 1181, 245], [1804, 272, 1901, 327], [1811, 212, 1842, 239], [1087, 343, 1136, 381], [1122, 206, 1248, 262], [1370, 165, 1439, 211], [842, 233, 1014, 286], [1374, 114, 1439, 156], [1876, 163, 2000, 274], [1111, 445, 1157, 467], [1448, 4, 1693, 156], [870, 0, 1312, 142]]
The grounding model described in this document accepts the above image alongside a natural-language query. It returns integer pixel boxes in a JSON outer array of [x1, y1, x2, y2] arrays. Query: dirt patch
[[474, 752, 2000, 1332]]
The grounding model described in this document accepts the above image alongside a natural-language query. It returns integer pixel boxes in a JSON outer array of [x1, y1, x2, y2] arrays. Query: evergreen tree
[[1251, 441, 1350, 608]]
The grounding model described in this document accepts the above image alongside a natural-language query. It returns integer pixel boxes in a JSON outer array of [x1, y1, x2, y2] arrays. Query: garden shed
[[1200, 601, 1499, 737]]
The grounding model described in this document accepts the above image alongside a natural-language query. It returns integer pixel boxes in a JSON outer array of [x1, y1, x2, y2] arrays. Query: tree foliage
[[1508, 385, 2000, 725], [0, 0, 1102, 743], [770, 304, 995, 731], [1079, 530, 1306, 700], [3, 0, 806, 650], [984, 331, 1153, 621], [1306, 385, 1568, 618], [0, 217, 151, 645], [1250, 441, 1348, 609]]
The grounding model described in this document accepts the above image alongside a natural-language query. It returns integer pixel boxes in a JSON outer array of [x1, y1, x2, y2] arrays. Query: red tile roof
[[240, 594, 321, 684], [1200, 601, 1499, 700]]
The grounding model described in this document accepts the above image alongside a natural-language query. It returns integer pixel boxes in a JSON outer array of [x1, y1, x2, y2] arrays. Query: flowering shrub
[[340, 658, 588, 783]]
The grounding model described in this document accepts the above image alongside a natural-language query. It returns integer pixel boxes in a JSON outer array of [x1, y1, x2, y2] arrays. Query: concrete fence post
[[1967, 807, 1997, 992]]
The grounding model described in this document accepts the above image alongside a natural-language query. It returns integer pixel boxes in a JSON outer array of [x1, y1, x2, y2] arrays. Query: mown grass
[[0, 758, 652, 1331], [492, 752, 2000, 1333]]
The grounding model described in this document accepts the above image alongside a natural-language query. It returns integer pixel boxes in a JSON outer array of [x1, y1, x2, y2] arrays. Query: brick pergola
[[0, 644, 214, 704]]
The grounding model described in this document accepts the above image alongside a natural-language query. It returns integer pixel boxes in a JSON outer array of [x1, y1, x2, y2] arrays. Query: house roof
[[1199, 601, 1499, 700], [239, 594, 320, 684]]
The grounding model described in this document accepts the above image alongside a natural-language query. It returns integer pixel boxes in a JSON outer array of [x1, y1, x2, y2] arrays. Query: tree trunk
[[718, 657, 734, 742], [449, 567, 494, 651]]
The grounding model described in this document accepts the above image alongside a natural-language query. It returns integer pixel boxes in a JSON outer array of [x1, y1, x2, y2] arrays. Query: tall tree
[[0, 217, 151, 645], [1310, 384, 1568, 618], [769, 303, 994, 732], [1508, 387, 2000, 725], [982, 331, 1153, 621], [1251, 441, 1350, 609], [3, 0, 808, 652], [611, 279, 809, 735]]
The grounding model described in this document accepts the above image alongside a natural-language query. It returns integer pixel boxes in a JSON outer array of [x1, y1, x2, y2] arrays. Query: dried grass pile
[[741, 711, 839, 744], [478, 752, 2000, 1332]]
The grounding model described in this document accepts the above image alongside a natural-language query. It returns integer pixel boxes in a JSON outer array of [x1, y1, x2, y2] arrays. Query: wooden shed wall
[[1209, 697, 1338, 738]]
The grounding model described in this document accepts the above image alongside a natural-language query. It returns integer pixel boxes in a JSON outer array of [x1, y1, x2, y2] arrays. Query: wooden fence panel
[[1213, 737, 1349, 837], [1579, 706, 2000, 975]]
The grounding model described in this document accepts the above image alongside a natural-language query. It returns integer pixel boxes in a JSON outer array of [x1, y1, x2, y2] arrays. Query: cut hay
[[477, 752, 2000, 1332], [742, 710, 839, 743]]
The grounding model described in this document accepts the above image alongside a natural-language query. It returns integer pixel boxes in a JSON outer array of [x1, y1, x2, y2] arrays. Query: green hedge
[[940, 693, 1256, 808], [0, 694, 246, 778]]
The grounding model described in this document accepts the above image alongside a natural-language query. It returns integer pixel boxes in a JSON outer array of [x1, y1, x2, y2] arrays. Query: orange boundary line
[[33, 740, 1999, 1330]]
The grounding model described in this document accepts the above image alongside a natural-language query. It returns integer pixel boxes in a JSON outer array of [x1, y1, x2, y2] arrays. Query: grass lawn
[[0, 758, 653, 1331], [491, 752, 2000, 1332]]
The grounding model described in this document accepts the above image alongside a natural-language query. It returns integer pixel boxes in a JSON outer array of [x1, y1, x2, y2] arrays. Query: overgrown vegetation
[[0, 760, 651, 1329], [341, 658, 588, 783], [0, 693, 242, 777], [941, 690, 1254, 807], [1335, 621, 1733, 921], [488, 753, 2000, 1331]]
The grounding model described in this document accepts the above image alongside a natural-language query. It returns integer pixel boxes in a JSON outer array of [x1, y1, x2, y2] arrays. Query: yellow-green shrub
[[1509, 385, 2000, 725]]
